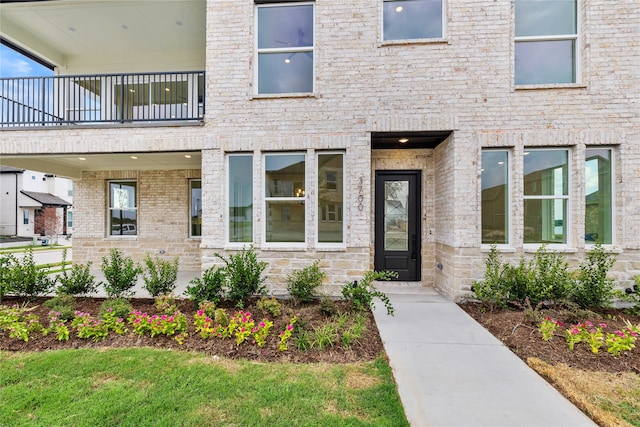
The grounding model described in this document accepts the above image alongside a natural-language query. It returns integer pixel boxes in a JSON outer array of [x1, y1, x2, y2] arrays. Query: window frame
[[382, 0, 446, 43], [255, 2, 315, 96], [189, 179, 202, 238], [263, 152, 307, 247], [514, 0, 580, 87], [107, 180, 138, 238], [317, 151, 346, 247], [227, 154, 255, 245], [481, 149, 511, 247], [584, 147, 614, 246], [522, 148, 570, 248], [23, 209, 29, 225]]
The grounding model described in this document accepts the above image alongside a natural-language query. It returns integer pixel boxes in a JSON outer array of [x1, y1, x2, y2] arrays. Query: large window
[[257, 3, 314, 94], [585, 148, 612, 244], [190, 180, 202, 237], [515, 0, 578, 85], [383, 0, 443, 41], [318, 153, 344, 243], [229, 156, 253, 243], [481, 150, 509, 244], [523, 149, 568, 244], [265, 154, 305, 243], [109, 181, 137, 236]]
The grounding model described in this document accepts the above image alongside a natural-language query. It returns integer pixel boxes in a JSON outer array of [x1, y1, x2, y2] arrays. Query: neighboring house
[[0, 166, 73, 239], [0, 0, 637, 298]]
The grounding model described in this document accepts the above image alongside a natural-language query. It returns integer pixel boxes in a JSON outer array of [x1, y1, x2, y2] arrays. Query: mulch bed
[[460, 302, 640, 374], [0, 296, 385, 364]]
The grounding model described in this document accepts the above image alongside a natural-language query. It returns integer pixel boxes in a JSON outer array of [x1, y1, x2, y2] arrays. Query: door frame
[[374, 170, 422, 281]]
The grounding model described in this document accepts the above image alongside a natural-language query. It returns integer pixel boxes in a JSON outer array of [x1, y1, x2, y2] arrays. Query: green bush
[[43, 294, 76, 321], [216, 246, 267, 308], [341, 270, 396, 316], [0, 254, 15, 303], [154, 293, 178, 315], [471, 245, 511, 309], [572, 243, 617, 308], [319, 297, 338, 317], [473, 245, 572, 308], [198, 300, 217, 318], [257, 296, 281, 317], [185, 266, 226, 307], [99, 297, 132, 320], [286, 260, 326, 304], [142, 254, 179, 297], [10, 248, 55, 298], [100, 248, 142, 298], [56, 250, 97, 296]]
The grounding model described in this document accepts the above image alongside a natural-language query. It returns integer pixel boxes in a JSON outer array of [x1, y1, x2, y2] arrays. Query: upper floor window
[[383, 0, 443, 41], [481, 150, 509, 245], [515, 0, 578, 85], [585, 148, 612, 245], [523, 149, 569, 244], [109, 181, 137, 236], [256, 3, 314, 94]]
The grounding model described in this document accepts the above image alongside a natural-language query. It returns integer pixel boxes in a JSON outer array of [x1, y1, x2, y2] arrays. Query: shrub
[[525, 244, 572, 306], [216, 246, 267, 308], [214, 308, 230, 326], [142, 254, 179, 297], [99, 297, 132, 320], [257, 296, 281, 317], [471, 245, 510, 309], [100, 248, 142, 298], [0, 254, 15, 303], [43, 294, 76, 321], [286, 260, 326, 304], [198, 300, 217, 319], [56, 250, 97, 296], [10, 248, 55, 298], [319, 297, 338, 317], [572, 243, 617, 308], [185, 266, 226, 307], [154, 293, 178, 315], [341, 270, 397, 316]]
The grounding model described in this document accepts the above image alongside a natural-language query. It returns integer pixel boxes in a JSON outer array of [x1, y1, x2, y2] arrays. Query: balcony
[[1, 71, 205, 128]]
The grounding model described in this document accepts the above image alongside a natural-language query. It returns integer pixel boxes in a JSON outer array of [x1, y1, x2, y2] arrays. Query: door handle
[[411, 234, 417, 260]]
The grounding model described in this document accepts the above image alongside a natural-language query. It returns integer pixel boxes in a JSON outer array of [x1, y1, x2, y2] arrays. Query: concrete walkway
[[372, 285, 596, 427]]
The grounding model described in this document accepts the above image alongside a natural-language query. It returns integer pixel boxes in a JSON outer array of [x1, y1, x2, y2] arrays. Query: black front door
[[374, 171, 421, 281]]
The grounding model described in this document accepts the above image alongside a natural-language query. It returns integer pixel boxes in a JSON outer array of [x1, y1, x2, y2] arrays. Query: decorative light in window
[[395, 6, 403, 12], [130, 156, 138, 160], [399, 138, 409, 144]]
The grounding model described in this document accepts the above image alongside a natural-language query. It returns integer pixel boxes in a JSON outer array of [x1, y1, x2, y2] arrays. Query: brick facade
[[1, 0, 638, 299]]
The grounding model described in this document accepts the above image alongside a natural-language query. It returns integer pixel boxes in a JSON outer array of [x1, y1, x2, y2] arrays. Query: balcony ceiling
[[0, 151, 202, 179], [0, 0, 206, 71]]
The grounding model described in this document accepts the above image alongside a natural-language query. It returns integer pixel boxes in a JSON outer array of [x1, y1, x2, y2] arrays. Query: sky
[[0, 44, 53, 78]]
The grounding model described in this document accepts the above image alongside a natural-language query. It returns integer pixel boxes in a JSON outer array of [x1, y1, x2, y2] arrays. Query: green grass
[[0, 348, 408, 427]]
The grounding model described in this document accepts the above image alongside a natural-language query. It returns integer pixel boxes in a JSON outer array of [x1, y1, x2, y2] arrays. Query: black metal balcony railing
[[0, 71, 205, 127]]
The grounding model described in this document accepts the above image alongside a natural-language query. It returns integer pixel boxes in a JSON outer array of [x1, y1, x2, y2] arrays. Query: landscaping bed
[[0, 296, 385, 364]]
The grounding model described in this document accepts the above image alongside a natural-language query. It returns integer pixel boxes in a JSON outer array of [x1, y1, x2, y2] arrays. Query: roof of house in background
[[20, 191, 71, 206], [0, 166, 25, 173]]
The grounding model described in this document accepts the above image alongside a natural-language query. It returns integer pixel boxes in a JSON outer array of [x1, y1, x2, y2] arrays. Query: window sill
[[105, 236, 138, 240], [380, 38, 448, 47], [523, 244, 577, 253], [481, 245, 516, 253], [515, 83, 587, 91], [252, 93, 317, 100]]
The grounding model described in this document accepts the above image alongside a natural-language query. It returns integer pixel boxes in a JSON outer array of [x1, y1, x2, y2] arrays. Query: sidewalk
[[372, 286, 596, 427]]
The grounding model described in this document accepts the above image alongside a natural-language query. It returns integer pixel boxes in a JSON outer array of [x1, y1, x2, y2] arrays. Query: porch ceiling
[[0, 151, 202, 180], [0, 0, 205, 70]]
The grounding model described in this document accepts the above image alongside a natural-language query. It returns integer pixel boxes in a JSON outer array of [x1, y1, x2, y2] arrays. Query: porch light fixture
[[398, 138, 409, 144]]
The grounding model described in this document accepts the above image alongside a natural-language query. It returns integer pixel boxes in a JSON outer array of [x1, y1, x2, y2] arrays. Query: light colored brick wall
[[2, 0, 637, 299], [73, 169, 202, 270]]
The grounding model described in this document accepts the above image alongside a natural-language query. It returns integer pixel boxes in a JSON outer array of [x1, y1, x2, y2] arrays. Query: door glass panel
[[384, 181, 408, 250]]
